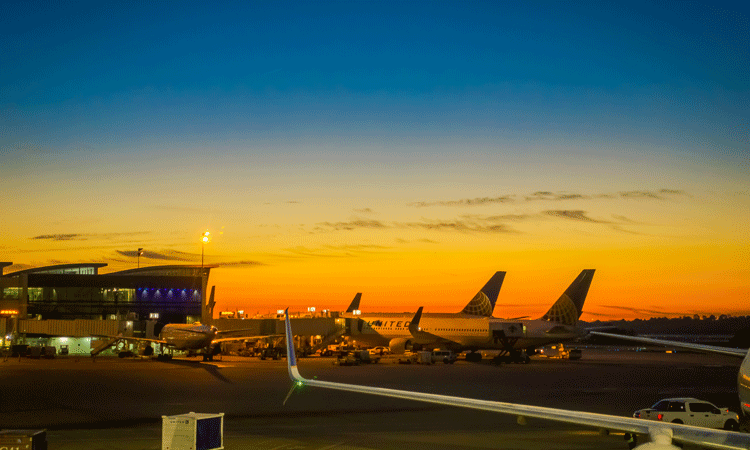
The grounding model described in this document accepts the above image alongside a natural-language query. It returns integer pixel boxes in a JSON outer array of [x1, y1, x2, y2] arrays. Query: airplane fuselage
[[159, 323, 216, 350], [349, 314, 581, 352]]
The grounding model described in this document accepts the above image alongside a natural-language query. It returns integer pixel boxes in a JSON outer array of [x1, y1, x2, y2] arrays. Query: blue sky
[[1, 1, 748, 317], [3, 1, 747, 157]]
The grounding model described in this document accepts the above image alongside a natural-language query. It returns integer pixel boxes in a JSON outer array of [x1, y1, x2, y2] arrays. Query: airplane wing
[[211, 334, 281, 344], [589, 331, 748, 358], [215, 328, 271, 336], [283, 310, 750, 450]]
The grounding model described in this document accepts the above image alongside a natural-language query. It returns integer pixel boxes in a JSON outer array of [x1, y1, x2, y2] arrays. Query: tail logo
[[461, 292, 493, 316], [541, 294, 579, 326]]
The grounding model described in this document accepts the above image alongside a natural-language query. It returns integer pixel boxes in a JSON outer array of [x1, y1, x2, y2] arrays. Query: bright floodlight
[[202, 236, 209, 243]]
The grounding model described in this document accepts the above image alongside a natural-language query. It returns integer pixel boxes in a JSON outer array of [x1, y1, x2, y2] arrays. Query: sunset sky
[[2, 1, 748, 320]]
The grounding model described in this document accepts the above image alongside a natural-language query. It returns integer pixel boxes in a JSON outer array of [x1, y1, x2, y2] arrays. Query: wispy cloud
[[473, 214, 536, 222], [30, 232, 150, 241], [31, 234, 84, 241], [403, 220, 520, 234], [409, 189, 689, 208], [542, 210, 611, 223], [409, 196, 514, 207], [315, 219, 388, 231], [618, 191, 662, 199], [525, 192, 591, 201], [396, 238, 439, 244], [116, 249, 196, 261]]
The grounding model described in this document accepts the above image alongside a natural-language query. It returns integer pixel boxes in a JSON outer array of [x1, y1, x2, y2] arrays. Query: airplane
[[340, 271, 506, 352], [350, 270, 594, 362], [589, 331, 750, 422], [91, 322, 276, 361], [282, 309, 750, 450]]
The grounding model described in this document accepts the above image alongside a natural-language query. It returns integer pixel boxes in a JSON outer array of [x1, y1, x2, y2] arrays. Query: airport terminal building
[[0, 263, 216, 354]]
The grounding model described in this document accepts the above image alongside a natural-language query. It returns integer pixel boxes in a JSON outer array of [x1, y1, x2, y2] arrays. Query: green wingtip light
[[296, 381, 304, 387]]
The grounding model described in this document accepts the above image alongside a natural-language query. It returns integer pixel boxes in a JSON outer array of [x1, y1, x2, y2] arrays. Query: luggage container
[[0, 429, 47, 450], [162, 412, 223, 450], [416, 350, 433, 364]]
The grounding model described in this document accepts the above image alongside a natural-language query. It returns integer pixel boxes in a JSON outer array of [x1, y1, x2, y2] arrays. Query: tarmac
[[0, 348, 743, 449]]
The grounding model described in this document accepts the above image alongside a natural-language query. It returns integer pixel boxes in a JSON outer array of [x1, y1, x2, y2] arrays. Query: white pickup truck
[[633, 397, 739, 430]]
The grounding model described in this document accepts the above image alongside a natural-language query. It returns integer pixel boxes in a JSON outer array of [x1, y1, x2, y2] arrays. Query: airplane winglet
[[407, 306, 424, 335], [284, 308, 303, 382]]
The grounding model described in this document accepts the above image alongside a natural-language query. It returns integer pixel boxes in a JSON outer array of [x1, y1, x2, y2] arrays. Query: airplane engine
[[388, 338, 413, 354]]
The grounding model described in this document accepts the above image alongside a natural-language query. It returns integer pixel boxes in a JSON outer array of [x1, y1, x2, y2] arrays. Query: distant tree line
[[580, 315, 750, 348]]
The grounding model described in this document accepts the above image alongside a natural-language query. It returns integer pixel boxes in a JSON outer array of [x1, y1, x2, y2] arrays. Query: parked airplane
[[283, 310, 750, 450], [341, 271, 505, 352], [413, 269, 595, 361], [351, 270, 594, 361], [590, 331, 750, 421], [91, 323, 273, 361]]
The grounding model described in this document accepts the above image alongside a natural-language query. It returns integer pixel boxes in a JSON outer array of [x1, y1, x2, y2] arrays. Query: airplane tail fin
[[345, 293, 362, 313], [540, 270, 595, 326], [460, 271, 506, 316], [206, 286, 216, 325]]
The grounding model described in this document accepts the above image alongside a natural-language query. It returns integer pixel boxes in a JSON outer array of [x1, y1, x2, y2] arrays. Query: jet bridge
[[490, 322, 525, 347], [489, 322, 529, 363]]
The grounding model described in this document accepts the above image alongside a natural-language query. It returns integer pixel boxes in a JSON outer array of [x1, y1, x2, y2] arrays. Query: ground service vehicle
[[354, 350, 380, 364], [369, 346, 390, 356], [334, 352, 359, 366], [633, 398, 739, 430], [432, 350, 456, 364]]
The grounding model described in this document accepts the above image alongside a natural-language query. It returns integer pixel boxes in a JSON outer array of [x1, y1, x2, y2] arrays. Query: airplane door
[[490, 322, 525, 347]]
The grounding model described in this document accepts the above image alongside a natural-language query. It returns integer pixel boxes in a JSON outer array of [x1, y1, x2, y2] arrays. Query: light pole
[[201, 231, 210, 270], [137, 248, 143, 269]]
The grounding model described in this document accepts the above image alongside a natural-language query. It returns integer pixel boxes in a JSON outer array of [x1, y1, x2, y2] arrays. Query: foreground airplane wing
[[283, 310, 750, 450], [589, 331, 748, 358]]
